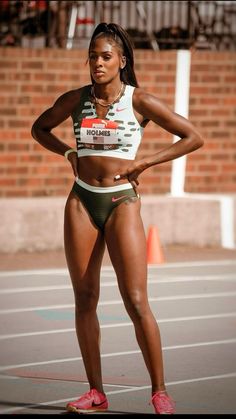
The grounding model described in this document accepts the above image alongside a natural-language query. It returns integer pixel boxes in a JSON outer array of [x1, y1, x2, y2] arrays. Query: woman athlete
[[31, 22, 204, 414]]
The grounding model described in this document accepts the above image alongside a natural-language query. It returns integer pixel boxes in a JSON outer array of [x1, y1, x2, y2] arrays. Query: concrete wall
[[1, 194, 235, 253]]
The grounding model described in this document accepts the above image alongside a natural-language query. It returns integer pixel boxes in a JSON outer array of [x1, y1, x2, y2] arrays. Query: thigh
[[104, 198, 148, 297], [64, 191, 105, 294]]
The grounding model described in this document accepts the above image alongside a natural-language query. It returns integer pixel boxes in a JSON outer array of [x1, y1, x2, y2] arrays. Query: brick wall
[[0, 47, 235, 197], [187, 51, 236, 193]]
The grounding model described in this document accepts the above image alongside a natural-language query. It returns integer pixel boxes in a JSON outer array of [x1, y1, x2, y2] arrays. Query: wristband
[[64, 148, 77, 160]]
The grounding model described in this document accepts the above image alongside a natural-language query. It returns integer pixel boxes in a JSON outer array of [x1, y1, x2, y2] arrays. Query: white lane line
[[147, 259, 236, 268], [0, 371, 236, 414], [1, 337, 236, 372], [0, 311, 236, 340], [0, 269, 69, 277], [0, 327, 75, 340], [0, 304, 74, 314], [167, 372, 236, 386], [1, 290, 236, 314], [147, 274, 236, 282], [0, 273, 236, 295], [0, 259, 236, 278], [0, 285, 72, 294]]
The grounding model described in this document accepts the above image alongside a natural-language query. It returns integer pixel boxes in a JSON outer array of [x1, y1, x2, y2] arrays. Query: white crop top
[[71, 84, 144, 160]]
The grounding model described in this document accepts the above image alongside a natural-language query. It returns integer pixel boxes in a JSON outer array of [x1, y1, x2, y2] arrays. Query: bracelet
[[64, 148, 77, 160]]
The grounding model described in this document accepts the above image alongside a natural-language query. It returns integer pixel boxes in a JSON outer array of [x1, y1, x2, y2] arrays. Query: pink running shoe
[[66, 388, 108, 413], [151, 390, 176, 414]]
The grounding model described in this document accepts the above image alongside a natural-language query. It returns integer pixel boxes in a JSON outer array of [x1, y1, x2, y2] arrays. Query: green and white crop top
[[71, 84, 144, 160]]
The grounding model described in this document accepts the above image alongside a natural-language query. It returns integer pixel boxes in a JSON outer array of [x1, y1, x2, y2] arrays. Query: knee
[[124, 290, 148, 320], [74, 288, 98, 315]]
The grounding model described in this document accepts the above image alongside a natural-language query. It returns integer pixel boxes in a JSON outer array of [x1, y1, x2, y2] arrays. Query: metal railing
[[1, 1, 236, 50]]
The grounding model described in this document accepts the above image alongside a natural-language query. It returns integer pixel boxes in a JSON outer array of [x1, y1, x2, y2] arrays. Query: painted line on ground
[[0, 258, 236, 278], [1, 290, 236, 314], [0, 273, 236, 295], [0, 371, 236, 414], [0, 337, 236, 372], [1, 311, 236, 340]]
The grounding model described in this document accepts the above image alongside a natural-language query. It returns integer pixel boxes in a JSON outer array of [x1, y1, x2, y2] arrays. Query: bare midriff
[[77, 156, 134, 187]]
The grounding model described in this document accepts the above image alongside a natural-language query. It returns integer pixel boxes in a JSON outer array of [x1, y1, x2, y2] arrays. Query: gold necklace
[[91, 82, 124, 107]]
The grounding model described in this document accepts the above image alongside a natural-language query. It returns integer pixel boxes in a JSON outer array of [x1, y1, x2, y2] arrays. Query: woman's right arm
[[31, 89, 80, 156]]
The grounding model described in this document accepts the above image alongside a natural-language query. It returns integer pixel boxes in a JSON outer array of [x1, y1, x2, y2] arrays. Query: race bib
[[80, 118, 119, 145]]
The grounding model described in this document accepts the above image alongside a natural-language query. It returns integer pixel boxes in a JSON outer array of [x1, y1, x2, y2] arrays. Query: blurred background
[[0, 1, 236, 262], [1, 5, 236, 415], [1, 0, 236, 50]]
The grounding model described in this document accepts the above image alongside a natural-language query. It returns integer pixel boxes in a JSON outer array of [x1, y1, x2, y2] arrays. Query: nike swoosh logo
[[116, 107, 127, 112], [112, 195, 128, 202], [91, 400, 106, 407]]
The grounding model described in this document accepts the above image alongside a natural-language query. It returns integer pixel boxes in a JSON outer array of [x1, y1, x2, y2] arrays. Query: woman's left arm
[[116, 89, 204, 184]]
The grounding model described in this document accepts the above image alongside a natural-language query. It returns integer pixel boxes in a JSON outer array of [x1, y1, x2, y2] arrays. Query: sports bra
[[71, 84, 144, 160]]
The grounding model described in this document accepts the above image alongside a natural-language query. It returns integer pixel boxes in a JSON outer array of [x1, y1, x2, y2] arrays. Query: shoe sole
[[67, 404, 108, 414]]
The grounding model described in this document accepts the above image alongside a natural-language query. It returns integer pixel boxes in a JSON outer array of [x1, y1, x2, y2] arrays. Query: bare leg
[[105, 198, 165, 393], [64, 191, 106, 393]]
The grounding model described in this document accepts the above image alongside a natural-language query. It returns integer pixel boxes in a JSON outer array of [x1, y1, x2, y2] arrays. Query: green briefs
[[72, 177, 139, 230]]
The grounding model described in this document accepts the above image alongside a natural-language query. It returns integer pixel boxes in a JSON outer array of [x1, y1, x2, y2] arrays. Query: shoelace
[[80, 389, 95, 401], [82, 389, 105, 403], [152, 392, 175, 412]]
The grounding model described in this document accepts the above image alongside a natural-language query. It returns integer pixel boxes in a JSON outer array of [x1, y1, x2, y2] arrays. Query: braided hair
[[88, 22, 139, 87]]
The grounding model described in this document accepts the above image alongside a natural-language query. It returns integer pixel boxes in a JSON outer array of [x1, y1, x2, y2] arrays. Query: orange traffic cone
[[146, 225, 165, 264]]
